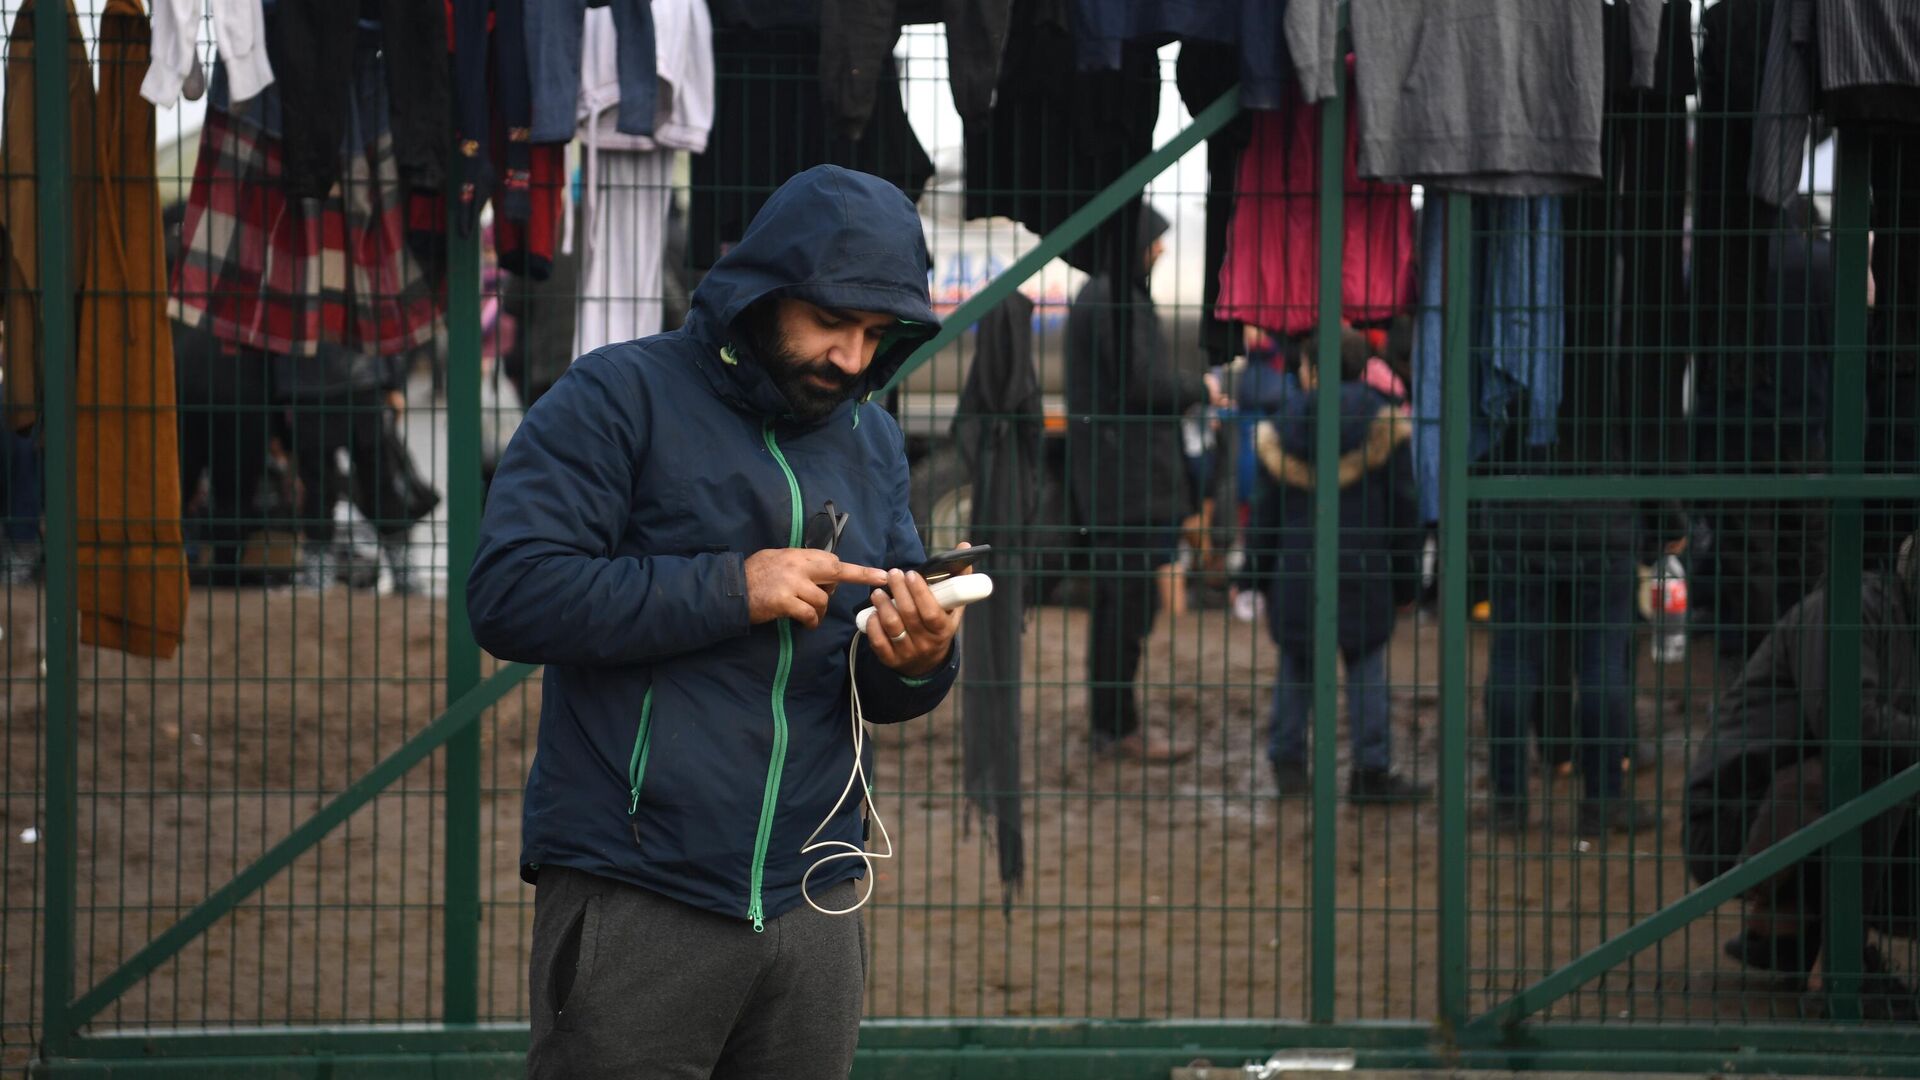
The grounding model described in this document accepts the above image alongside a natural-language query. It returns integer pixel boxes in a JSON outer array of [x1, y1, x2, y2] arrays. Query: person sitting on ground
[[1685, 531, 1920, 1019], [1252, 328, 1428, 803]]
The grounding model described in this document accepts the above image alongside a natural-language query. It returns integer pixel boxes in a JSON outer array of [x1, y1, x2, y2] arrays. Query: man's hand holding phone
[[864, 542, 983, 677]]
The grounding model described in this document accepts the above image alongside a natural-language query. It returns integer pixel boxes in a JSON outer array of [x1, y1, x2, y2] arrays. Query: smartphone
[[913, 545, 990, 583]]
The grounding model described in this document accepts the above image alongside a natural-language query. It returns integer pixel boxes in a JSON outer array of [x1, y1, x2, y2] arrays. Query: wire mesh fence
[[1, 1, 1918, 1076]]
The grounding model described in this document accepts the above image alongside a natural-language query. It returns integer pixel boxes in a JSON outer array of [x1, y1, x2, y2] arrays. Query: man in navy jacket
[[469, 166, 962, 1078]]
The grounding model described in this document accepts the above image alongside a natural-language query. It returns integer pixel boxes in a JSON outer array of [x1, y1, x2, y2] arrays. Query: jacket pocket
[[625, 686, 656, 820]]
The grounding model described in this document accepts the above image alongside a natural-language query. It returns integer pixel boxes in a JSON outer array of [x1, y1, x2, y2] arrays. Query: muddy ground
[[1, 585, 1887, 1066]]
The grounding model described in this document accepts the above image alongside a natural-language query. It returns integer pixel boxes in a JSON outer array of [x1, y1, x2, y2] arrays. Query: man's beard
[[762, 337, 861, 423]]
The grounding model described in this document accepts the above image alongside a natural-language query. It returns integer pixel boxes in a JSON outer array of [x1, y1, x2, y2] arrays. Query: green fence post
[[36, 0, 78, 1057], [1436, 192, 1472, 1035], [1822, 125, 1871, 1023], [443, 199, 484, 1023], [1308, 21, 1347, 1027]]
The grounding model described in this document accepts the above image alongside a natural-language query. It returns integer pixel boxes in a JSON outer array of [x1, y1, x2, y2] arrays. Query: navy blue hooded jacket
[[1252, 381, 1420, 656], [468, 166, 957, 929]]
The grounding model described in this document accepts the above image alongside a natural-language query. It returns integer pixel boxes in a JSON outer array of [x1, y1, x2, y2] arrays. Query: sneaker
[[1722, 930, 1817, 975], [1271, 759, 1310, 797], [1348, 768, 1432, 804], [1101, 731, 1194, 764], [1231, 589, 1265, 624], [381, 538, 420, 596], [295, 547, 334, 592], [2, 539, 39, 585], [1576, 799, 1662, 837]]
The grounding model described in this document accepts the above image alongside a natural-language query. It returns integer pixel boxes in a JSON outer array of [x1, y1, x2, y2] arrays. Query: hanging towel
[[79, 0, 188, 659], [0, 0, 95, 433]]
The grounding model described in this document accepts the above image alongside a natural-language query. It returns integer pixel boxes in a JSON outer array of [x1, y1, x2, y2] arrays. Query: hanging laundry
[[452, 0, 564, 279], [526, 0, 654, 143], [1176, 39, 1253, 365], [143, 0, 273, 108], [79, 0, 188, 660], [1410, 197, 1564, 523], [169, 56, 441, 359], [1073, 0, 1291, 109], [573, 0, 713, 353], [1316, 0, 1658, 194], [0, 0, 95, 434], [962, 0, 1158, 275], [690, 23, 932, 269], [577, 0, 710, 153], [819, 0, 1013, 136], [1752, 0, 1920, 205], [1568, 0, 1692, 472], [271, 0, 449, 199], [1212, 64, 1414, 338], [952, 291, 1039, 915]]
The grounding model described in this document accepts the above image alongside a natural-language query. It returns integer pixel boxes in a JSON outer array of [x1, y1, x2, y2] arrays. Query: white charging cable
[[799, 635, 894, 916]]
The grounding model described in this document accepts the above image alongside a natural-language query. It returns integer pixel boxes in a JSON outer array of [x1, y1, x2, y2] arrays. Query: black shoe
[[1802, 947, 1920, 1022], [1481, 800, 1529, 836], [1723, 930, 1817, 975], [1576, 799, 1661, 837], [1271, 759, 1310, 797], [1347, 768, 1432, 804]]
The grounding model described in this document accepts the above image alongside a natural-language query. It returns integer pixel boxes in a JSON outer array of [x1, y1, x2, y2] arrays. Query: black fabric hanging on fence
[[269, 0, 450, 199], [953, 291, 1040, 913], [962, 0, 1159, 275], [1177, 39, 1253, 366], [689, 24, 933, 269]]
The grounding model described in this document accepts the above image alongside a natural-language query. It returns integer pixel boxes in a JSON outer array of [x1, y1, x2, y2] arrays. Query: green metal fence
[[6, 3, 1920, 1077]]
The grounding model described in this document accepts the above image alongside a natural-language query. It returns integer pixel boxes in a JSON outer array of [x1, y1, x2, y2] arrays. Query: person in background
[[278, 343, 438, 594], [1695, 193, 1832, 676], [1252, 328, 1428, 802], [1685, 531, 1918, 1019], [1066, 204, 1228, 763]]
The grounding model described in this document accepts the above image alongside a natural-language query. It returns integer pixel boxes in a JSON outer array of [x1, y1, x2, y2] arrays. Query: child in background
[[1253, 328, 1427, 802]]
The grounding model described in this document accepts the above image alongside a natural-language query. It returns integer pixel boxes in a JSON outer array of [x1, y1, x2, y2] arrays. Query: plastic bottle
[[1650, 553, 1689, 664]]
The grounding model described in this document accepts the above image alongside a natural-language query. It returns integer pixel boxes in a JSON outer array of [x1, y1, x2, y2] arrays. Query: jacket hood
[[1256, 382, 1410, 491], [688, 165, 940, 420], [1277, 382, 1395, 457]]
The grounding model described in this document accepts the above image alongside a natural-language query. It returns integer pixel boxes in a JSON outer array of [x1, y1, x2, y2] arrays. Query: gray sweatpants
[[527, 867, 865, 1080]]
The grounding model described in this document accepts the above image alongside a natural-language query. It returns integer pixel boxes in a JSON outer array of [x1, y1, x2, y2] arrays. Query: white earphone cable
[[798, 636, 893, 916]]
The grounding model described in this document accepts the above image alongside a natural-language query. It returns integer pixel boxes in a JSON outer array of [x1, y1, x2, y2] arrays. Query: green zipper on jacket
[[750, 422, 804, 931], [626, 687, 655, 816]]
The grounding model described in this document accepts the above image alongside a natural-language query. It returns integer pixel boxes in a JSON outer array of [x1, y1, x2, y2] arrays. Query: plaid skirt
[[168, 105, 440, 358]]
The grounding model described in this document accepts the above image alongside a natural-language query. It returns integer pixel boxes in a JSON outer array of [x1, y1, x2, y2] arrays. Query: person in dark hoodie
[[1066, 203, 1226, 762], [468, 166, 963, 1079], [1252, 329, 1428, 802], [1684, 531, 1919, 1019]]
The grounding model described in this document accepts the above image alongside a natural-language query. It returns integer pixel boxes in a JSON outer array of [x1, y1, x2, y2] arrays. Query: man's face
[[761, 299, 894, 422]]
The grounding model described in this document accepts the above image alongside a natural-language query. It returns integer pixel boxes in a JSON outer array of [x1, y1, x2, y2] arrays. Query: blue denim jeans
[[525, 0, 655, 143], [1267, 645, 1392, 774], [1484, 555, 1633, 802]]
